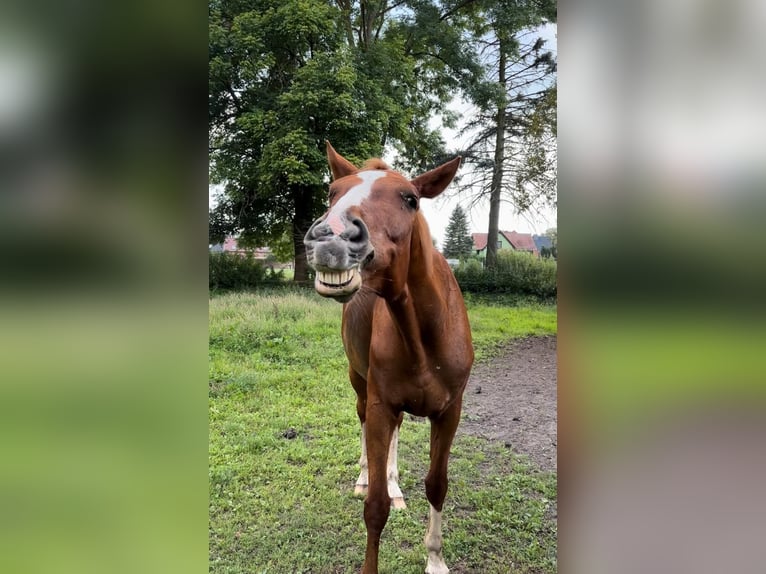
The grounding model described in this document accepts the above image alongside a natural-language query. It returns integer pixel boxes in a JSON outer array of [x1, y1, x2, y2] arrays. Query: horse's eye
[[403, 194, 419, 210]]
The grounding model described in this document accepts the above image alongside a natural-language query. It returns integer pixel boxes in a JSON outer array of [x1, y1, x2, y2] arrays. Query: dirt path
[[459, 336, 557, 472]]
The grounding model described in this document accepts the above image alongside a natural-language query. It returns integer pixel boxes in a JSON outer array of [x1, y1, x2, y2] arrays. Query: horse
[[304, 142, 474, 574]]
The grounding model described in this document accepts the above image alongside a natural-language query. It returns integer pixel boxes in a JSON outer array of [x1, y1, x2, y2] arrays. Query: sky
[[209, 23, 557, 250]]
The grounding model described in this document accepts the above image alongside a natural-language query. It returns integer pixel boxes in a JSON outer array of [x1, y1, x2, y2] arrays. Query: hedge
[[452, 251, 557, 298], [209, 252, 285, 291], [210, 250, 556, 298]]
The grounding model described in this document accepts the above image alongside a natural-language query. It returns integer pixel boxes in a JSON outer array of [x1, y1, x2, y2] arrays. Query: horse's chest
[[345, 327, 461, 415]]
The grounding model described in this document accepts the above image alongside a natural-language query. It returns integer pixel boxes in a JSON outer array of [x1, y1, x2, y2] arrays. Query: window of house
[[497, 241, 502, 248]]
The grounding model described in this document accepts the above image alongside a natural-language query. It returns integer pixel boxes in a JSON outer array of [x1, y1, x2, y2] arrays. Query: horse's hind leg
[[350, 369, 369, 496], [424, 397, 462, 574], [387, 412, 406, 509]]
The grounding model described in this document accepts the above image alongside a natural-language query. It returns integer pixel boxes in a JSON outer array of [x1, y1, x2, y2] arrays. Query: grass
[[209, 291, 557, 573]]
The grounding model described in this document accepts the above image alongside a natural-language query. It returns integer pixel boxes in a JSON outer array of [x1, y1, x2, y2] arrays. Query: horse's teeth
[[318, 268, 358, 286]]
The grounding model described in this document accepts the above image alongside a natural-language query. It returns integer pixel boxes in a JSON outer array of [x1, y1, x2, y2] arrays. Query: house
[[532, 234, 553, 253], [471, 230, 540, 258], [209, 236, 267, 258], [209, 236, 293, 269]]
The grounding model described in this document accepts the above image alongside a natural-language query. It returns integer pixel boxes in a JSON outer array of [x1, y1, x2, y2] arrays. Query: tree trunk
[[485, 40, 507, 272], [338, 0, 355, 48], [292, 186, 315, 282]]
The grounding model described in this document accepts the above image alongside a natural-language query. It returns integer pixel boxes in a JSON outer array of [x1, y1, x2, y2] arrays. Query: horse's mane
[[360, 158, 391, 171], [413, 211, 434, 277]]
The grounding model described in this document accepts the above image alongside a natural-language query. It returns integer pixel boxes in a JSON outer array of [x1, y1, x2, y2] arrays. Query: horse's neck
[[385, 224, 445, 369]]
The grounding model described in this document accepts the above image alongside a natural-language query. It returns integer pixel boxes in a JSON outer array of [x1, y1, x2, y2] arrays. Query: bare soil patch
[[459, 336, 557, 472]]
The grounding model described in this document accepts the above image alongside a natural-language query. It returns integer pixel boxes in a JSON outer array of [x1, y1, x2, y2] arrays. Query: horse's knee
[[364, 491, 391, 535]]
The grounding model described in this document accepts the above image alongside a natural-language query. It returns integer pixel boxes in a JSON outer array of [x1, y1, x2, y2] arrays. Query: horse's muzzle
[[304, 214, 373, 302]]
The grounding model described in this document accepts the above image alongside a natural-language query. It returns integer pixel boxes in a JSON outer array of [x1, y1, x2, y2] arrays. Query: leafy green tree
[[209, 0, 487, 280], [442, 205, 474, 259], [210, 0, 382, 280]]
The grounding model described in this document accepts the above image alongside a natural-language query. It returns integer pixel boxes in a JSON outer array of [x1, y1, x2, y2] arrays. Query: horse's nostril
[[306, 218, 333, 242], [346, 216, 369, 244]]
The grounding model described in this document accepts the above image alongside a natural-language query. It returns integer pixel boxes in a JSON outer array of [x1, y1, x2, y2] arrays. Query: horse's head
[[304, 141, 460, 302]]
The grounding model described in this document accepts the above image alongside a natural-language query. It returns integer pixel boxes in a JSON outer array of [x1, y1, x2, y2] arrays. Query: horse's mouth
[[314, 267, 362, 301]]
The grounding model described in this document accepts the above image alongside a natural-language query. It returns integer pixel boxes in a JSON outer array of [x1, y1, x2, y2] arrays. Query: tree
[[209, 0, 486, 281], [442, 205, 474, 259], [541, 226, 557, 258], [453, 1, 557, 270], [209, 0, 382, 281], [544, 226, 557, 248]]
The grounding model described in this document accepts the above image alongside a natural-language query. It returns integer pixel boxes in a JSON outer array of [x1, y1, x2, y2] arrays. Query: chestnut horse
[[304, 142, 473, 574]]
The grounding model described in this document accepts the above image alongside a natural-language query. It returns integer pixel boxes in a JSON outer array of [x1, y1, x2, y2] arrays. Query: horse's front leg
[[361, 396, 398, 574], [423, 397, 462, 574], [350, 369, 369, 496], [351, 370, 405, 509], [355, 413, 406, 510]]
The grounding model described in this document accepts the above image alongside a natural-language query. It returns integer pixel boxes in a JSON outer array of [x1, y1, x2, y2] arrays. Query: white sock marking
[[355, 422, 368, 492], [425, 504, 449, 574], [387, 426, 405, 506]]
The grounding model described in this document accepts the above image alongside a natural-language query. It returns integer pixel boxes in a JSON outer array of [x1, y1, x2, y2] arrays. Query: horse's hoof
[[391, 496, 406, 510], [354, 484, 368, 496]]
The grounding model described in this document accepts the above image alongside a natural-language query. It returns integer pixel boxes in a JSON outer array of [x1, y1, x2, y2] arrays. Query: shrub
[[453, 250, 557, 298], [209, 252, 285, 291]]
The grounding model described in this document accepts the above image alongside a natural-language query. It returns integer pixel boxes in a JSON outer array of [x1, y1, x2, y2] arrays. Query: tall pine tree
[[442, 205, 474, 259], [456, 1, 557, 270]]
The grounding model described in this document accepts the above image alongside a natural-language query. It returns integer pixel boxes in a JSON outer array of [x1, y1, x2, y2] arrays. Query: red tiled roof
[[503, 231, 539, 255], [471, 230, 540, 256], [471, 233, 488, 251]]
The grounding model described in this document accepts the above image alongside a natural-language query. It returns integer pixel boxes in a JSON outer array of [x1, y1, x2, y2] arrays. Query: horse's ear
[[411, 157, 462, 199], [326, 141, 358, 181]]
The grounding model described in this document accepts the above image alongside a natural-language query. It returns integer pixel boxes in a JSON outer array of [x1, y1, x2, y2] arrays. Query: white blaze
[[329, 170, 387, 219]]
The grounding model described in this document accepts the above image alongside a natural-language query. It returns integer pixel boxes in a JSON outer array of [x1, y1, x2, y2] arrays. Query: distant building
[[471, 230, 540, 258], [209, 236, 293, 269], [532, 234, 553, 252]]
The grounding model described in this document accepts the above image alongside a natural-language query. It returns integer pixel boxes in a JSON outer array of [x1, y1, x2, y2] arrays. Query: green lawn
[[209, 290, 557, 574]]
